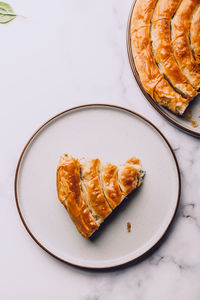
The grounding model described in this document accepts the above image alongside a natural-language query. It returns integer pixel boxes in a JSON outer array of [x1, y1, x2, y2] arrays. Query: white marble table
[[1, 0, 200, 299]]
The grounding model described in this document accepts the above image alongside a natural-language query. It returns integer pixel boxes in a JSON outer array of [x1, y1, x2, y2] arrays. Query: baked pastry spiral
[[131, 0, 200, 115]]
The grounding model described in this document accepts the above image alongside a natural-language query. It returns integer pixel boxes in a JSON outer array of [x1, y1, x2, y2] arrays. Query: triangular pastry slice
[[57, 154, 145, 238]]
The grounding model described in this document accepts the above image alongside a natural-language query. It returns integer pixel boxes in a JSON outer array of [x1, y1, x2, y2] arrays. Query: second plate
[[127, 1, 200, 137]]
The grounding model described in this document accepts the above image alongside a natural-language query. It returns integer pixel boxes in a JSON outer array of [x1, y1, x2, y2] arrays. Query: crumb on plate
[[184, 110, 199, 128], [127, 222, 131, 232], [191, 120, 198, 128]]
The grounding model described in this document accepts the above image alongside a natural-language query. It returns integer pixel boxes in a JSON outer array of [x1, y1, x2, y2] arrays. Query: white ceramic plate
[[127, 2, 200, 138], [15, 105, 180, 269]]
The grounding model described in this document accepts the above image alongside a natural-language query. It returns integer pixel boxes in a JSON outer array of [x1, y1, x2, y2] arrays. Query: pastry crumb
[[184, 110, 198, 128], [127, 222, 131, 232], [191, 120, 198, 128]]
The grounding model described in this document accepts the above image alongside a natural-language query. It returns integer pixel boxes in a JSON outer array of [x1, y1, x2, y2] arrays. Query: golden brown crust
[[119, 165, 141, 195], [191, 4, 200, 63], [101, 163, 123, 210], [81, 159, 112, 223], [131, 0, 189, 115], [56, 154, 99, 238], [118, 158, 143, 196], [151, 0, 197, 98], [172, 0, 200, 89], [126, 157, 141, 165]]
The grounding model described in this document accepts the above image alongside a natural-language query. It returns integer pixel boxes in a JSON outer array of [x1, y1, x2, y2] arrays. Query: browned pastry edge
[[101, 163, 124, 210], [56, 154, 99, 238], [80, 158, 112, 223], [118, 163, 142, 195], [151, 0, 198, 99], [190, 4, 200, 64], [172, 0, 200, 89]]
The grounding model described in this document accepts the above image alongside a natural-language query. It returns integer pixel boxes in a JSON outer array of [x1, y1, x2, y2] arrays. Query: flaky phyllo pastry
[[131, 0, 200, 115], [56, 154, 145, 238]]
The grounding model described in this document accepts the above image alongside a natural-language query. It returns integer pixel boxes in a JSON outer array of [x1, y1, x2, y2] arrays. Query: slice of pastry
[[171, 0, 200, 89], [80, 158, 112, 225], [57, 154, 144, 238], [56, 155, 99, 238], [151, 0, 198, 99], [131, 0, 189, 115], [101, 157, 143, 210], [190, 4, 200, 64]]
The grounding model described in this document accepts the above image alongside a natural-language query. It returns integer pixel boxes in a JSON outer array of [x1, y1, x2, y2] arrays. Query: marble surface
[[0, 0, 200, 299]]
